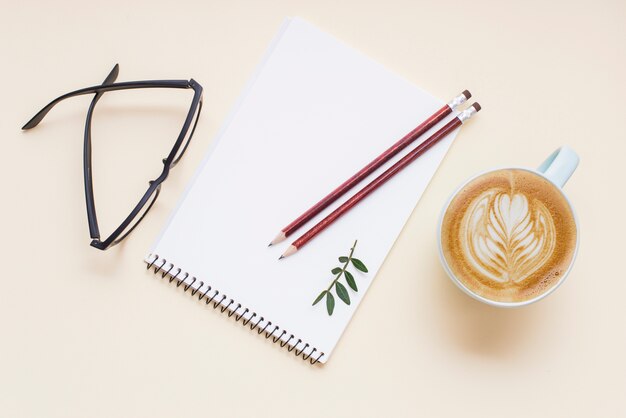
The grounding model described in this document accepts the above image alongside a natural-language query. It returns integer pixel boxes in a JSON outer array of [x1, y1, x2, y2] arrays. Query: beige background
[[1, 0, 625, 417]]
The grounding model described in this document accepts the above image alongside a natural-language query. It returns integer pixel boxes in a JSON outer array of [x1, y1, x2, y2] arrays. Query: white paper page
[[146, 17, 459, 363]]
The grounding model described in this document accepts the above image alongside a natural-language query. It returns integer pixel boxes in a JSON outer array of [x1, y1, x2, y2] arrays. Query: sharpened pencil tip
[[270, 231, 287, 246], [280, 245, 297, 259], [268, 242, 273, 247], [278, 255, 284, 260]]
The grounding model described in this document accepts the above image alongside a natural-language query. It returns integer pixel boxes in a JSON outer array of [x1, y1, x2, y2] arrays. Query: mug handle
[[537, 146, 579, 188]]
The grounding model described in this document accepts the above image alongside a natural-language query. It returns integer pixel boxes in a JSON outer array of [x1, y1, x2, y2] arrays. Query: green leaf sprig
[[312, 240, 368, 316]]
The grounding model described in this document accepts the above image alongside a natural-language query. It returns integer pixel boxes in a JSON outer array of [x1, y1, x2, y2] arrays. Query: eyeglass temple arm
[[85, 64, 121, 240], [21, 78, 191, 130]]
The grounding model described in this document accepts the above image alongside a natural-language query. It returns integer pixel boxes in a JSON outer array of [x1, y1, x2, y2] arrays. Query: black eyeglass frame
[[22, 64, 203, 250]]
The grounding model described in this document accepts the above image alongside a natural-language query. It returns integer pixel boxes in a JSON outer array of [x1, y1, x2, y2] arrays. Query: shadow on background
[[431, 263, 552, 360]]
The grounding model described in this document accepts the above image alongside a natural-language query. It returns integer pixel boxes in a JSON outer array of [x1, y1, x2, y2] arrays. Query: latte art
[[440, 169, 577, 303], [461, 191, 556, 284]]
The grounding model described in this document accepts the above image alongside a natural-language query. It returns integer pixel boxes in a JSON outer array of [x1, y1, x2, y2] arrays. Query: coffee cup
[[437, 146, 580, 307]]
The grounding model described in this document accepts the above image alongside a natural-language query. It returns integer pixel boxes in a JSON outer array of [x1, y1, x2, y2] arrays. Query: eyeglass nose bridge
[[152, 164, 171, 185]]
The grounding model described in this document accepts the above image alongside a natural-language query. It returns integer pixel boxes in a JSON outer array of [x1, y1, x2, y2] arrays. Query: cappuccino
[[440, 169, 577, 303]]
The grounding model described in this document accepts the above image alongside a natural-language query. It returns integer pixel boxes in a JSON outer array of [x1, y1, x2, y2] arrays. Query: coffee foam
[[441, 169, 577, 303], [461, 190, 556, 284]]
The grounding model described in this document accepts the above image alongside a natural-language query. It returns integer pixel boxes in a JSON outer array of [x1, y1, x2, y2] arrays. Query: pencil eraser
[[472, 102, 482, 112], [462, 90, 471, 99]]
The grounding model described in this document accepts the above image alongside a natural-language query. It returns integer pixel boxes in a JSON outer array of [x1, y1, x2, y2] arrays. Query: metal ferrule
[[447, 92, 469, 110], [458, 105, 478, 124]]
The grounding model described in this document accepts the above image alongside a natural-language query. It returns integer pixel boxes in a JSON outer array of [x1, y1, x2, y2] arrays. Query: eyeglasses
[[22, 64, 203, 250]]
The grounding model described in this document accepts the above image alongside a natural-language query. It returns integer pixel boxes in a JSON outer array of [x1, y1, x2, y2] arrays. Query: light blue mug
[[437, 146, 580, 307]]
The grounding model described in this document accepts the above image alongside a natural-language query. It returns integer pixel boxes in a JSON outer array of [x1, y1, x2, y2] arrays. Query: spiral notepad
[[145, 17, 459, 364]]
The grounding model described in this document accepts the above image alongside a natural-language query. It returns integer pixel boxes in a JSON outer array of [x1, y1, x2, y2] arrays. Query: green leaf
[[331, 267, 342, 275], [326, 293, 335, 315], [344, 270, 357, 291], [312, 291, 327, 306], [351, 258, 368, 273], [335, 282, 350, 305], [338, 256, 348, 263]]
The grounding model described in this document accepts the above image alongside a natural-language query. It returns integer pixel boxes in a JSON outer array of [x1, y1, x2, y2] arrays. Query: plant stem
[[325, 240, 358, 293]]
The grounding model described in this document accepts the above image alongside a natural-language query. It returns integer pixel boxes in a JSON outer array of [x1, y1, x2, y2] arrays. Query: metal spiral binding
[[146, 254, 325, 365]]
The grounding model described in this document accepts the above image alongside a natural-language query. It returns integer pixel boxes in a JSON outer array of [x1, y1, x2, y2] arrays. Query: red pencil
[[269, 90, 472, 246], [279, 103, 481, 259]]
